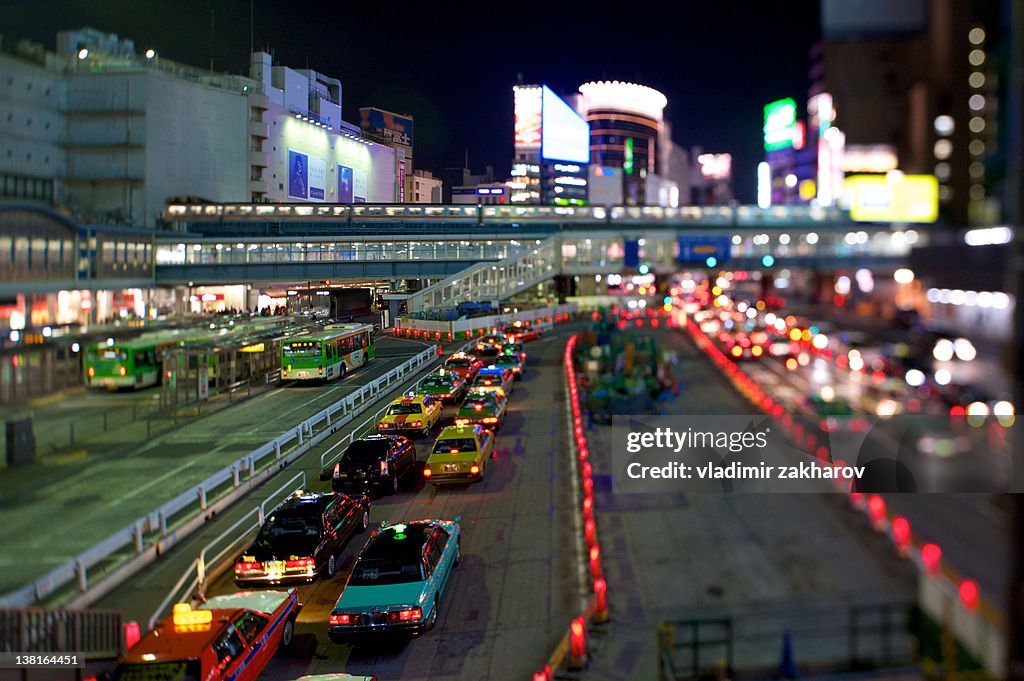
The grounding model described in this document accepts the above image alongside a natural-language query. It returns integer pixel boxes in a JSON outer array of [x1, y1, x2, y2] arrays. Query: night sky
[[1, 0, 822, 202]]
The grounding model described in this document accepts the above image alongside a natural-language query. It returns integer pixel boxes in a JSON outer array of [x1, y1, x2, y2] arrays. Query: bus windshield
[[284, 342, 321, 357]]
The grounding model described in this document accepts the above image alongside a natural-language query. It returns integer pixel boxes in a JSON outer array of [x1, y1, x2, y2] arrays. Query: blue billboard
[[338, 165, 353, 204], [623, 239, 640, 268], [677, 236, 732, 264], [541, 85, 590, 163], [288, 150, 308, 200], [360, 108, 414, 147]]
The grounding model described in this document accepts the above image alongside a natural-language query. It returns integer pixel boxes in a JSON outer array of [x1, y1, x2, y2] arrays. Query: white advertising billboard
[[541, 85, 590, 163]]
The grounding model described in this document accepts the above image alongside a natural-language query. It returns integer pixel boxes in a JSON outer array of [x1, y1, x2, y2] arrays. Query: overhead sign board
[[677, 235, 732, 264]]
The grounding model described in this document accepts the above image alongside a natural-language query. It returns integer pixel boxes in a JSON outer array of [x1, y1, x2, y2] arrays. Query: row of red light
[[533, 335, 608, 680], [683, 318, 986, 616]]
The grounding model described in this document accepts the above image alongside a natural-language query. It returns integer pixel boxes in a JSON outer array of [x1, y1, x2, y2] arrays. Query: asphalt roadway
[[0, 336, 433, 597], [93, 329, 579, 681], [4, 323, 923, 680]]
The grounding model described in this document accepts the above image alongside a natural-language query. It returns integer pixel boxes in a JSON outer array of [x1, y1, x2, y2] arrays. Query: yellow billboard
[[844, 174, 938, 223]]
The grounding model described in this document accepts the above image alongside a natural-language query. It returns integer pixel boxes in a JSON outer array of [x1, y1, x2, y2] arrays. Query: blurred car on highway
[[377, 393, 443, 438], [507, 325, 541, 342], [327, 435, 417, 497], [234, 490, 369, 585], [473, 335, 504, 358], [501, 340, 527, 362], [472, 365, 515, 394], [424, 425, 495, 485], [493, 352, 524, 379], [454, 389, 507, 429], [109, 589, 300, 681], [443, 352, 484, 381], [417, 369, 468, 403], [328, 518, 461, 641]]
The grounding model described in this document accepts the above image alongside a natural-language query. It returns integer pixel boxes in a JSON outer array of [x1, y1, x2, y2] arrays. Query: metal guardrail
[[0, 607, 123, 656], [147, 472, 308, 631], [0, 345, 440, 609], [656, 602, 912, 681]]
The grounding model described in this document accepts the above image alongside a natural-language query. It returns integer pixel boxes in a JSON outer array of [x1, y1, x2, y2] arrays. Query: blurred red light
[[959, 579, 980, 610], [921, 543, 942, 574]]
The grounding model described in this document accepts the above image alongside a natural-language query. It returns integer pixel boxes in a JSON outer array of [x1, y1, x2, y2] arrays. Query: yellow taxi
[[377, 392, 443, 438]]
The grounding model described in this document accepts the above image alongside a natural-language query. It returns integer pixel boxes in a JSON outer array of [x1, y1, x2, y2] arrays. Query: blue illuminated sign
[[541, 85, 590, 164], [677, 236, 731, 264]]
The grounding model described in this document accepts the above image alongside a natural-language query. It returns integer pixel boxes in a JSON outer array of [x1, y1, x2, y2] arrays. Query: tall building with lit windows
[[812, 0, 1005, 226]]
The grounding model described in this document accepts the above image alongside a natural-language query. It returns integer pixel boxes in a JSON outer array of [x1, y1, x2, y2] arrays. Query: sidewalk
[[575, 329, 917, 679]]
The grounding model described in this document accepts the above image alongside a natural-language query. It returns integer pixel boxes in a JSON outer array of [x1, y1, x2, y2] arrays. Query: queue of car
[[109, 333, 531, 679]]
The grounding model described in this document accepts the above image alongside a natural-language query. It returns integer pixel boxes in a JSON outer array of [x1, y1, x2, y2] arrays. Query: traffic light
[[705, 256, 718, 268], [761, 254, 775, 267], [638, 263, 650, 275]]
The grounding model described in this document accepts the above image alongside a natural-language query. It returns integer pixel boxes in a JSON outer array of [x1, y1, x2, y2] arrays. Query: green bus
[[83, 319, 294, 390], [281, 323, 374, 382], [84, 331, 186, 389]]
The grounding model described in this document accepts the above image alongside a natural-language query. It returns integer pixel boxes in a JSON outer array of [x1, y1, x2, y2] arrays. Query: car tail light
[[455, 418, 469, 425], [88, 366, 95, 378], [470, 465, 480, 474], [512, 367, 521, 372], [441, 393, 450, 398], [483, 417, 497, 424], [235, 562, 261, 573], [731, 346, 743, 357], [388, 607, 422, 623], [333, 463, 341, 478], [330, 613, 352, 625], [474, 404, 483, 412], [408, 421, 422, 428], [319, 366, 324, 376], [119, 366, 127, 376], [285, 558, 315, 569], [423, 468, 432, 478]]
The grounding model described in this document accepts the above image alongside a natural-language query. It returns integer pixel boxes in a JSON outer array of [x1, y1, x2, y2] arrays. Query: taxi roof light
[[172, 603, 213, 626]]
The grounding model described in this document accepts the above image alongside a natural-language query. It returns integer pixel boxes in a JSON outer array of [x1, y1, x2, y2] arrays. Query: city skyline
[[0, 0, 822, 202]]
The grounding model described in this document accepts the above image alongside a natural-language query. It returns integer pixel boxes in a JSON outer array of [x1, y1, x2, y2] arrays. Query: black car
[[329, 435, 417, 496], [234, 490, 369, 586]]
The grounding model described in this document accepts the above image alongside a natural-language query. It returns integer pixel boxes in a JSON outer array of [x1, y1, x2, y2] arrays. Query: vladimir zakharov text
[[625, 427, 769, 454], [626, 461, 866, 480]]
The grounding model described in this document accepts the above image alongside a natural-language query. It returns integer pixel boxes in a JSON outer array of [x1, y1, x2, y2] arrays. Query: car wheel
[[426, 596, 439, 631], [325, 553, 337, 579], [339, 363, 347, 379], [280, 617, 295, 649], [357, 510, 369, 533], [390, 473, 400, 495]]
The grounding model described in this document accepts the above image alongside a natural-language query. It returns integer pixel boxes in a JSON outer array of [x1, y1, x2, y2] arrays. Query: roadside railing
[[0, 345, 440, 610], [146, 471, 307, 631]]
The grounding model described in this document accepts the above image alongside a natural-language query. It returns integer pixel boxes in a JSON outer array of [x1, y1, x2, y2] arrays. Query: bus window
[[361, 332, 369, 348]]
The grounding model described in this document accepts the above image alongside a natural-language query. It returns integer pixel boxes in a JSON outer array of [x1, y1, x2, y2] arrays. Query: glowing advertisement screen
[[844, 174, 938, 223], [338, 165, 353, 203], [287, 150, 325, 201], [541, 85, 590, 163], [514, 86, 542, 148], [764, 98, 797, 151]]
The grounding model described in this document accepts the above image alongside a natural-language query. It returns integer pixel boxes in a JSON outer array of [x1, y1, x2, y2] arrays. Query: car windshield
[[349, 557, 423, 585], [344, 440, 390, 462], [257, 509, 321, 539], [387, 403, 423, 415], [434, 438, 478, 453], [475, 374, 502, 385], [110, 661, 202, 681]]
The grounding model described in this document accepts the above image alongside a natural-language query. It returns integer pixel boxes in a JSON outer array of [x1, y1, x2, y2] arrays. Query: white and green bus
[[281, 323, 374, 382]]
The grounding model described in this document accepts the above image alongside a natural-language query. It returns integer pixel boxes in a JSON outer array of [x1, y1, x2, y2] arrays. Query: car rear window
[[349, 557, 423, 585], [421, 376, 451, 387], [344, 439, 390, 462], [259, 509, 321, 538], [388, 403, 423, 415], [434, 438, 477, 453]]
